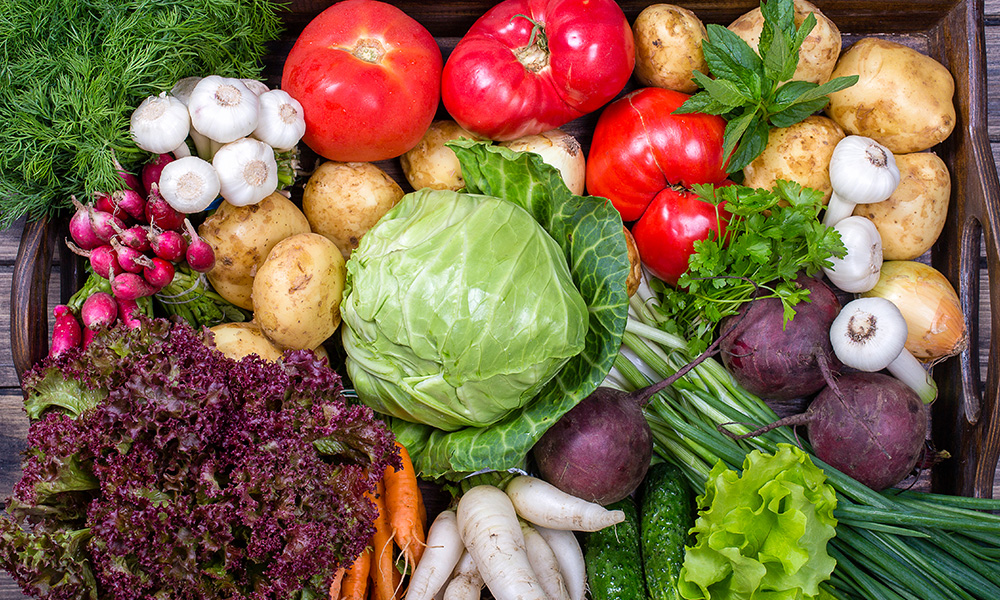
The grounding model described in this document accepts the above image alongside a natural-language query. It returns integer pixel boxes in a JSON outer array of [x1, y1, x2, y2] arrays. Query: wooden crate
[[10, 0, 1000, 498]]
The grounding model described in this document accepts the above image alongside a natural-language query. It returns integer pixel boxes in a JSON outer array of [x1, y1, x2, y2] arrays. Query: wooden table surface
[[1, 3, 1000, 598]]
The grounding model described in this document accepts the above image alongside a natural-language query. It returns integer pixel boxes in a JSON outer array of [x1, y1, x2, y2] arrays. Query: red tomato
[[281, 0, 443, 162], [441, 0, 634, 141], [630, 183, 733, 287], [586, 87, 729, 222]]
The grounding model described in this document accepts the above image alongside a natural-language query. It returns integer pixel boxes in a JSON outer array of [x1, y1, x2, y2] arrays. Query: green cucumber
[[639, 462, 694, 600], [583, 496, 647, 600]]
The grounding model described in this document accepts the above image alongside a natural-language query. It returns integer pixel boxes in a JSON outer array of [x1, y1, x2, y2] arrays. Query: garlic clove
[[188, 75, 260, 144], [213, 138, 279, 207], [130, 92, 191, 154], [252, 89, 307, 152]]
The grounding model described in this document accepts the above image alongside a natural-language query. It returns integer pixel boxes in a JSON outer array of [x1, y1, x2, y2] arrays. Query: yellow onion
[[861, 260, 967, 361]]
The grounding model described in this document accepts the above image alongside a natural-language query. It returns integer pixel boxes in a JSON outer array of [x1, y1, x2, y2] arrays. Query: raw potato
[[302, 161, 404, 259], [853, 152, 951, 260], [209, 322, 286, 362], [825, 37, 956, 154], [632, 4, 708, 93], [252, 233, 347, 351], [199, 192, 311, 310], [742, 115, 845, 203], [401, 119, 486, 191], [500, 129, 586, 195], [728, 0, 842, 84]]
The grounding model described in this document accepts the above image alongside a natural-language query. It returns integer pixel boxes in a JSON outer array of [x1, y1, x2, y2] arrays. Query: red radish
[[143, 256, 176, 288], [65, 241, 121, 279], [183, 218, 216, 272], [145, 183, 186, 230], [148, 227, 187, 262], [719, 275, 843, 401], [50, 305, 82, 357], [68, 200, 105, 250], [112, 189, 147, 221], [71, 197, 125, 245], [94, 192, 127, 221], [112, 223, 152, 252], [111, 238, 152, 273], [80, 292, 119, 348], [116, 297, 143, 329], [110, 271, 160, 300], [141, 154, 174, 195], [114, 156, 143, 193]]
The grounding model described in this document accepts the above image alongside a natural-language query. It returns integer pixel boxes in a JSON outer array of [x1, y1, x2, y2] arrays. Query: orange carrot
[[383, 441, 427, 568], [370, 479, 400, 600], [327, 567, 346, 600], [339, 548, 371, 600]]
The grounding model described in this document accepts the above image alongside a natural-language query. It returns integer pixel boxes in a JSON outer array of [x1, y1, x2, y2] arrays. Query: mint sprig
[[675, 0, 858, 174]]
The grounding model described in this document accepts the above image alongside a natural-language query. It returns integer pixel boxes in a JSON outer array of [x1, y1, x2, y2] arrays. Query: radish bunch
[[52, 154, 217, 356]]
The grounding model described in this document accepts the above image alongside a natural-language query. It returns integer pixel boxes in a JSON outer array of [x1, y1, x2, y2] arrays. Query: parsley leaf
[[653, 180, 846, 353], [673, 0, 858, 174]]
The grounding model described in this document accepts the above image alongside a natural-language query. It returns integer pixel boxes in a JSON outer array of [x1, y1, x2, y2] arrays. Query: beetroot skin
[[808, 372, 928, 491], [720, 276, 842, 400], [532, 387, 652, 505]]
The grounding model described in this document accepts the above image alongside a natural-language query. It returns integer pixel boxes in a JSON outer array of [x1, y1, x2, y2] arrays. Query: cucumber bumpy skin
[[640, 462, 694, 599], [582, 496, 647, 600]]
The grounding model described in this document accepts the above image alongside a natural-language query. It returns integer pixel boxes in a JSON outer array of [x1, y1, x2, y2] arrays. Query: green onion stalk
[[615, 281, 1000, 600]]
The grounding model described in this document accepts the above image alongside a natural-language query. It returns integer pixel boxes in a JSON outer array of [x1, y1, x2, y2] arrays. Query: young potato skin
[[302, 161, 404, 260], [825, 37, 956, 154], [853, 152, 951, 260], [742, 115, 845, 203], [251, 232, 347, 351], [728, 0, 842, 84], [632, 4, 708, 93], [400, 119, 486, 191], [209, 321, 286, 362], [198, 192, 312, 311]]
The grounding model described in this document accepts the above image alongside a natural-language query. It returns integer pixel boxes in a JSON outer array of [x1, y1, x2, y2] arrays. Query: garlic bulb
[[823, 216, 883, 293], [252, 89, 307, 151], [158, 156, 221, 214], [830, 297, 938, 404], [130, 93, 191, 154], [187, 76, 260, 144], [823, 135, 901, 226], [213, 137, 278, 207]]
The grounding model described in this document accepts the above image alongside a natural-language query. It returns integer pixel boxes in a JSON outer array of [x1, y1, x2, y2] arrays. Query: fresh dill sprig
[[0, 0, 284, 228]]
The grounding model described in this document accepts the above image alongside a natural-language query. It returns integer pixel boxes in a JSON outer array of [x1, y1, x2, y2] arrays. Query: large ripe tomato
[[441, 0, 634, 141], [630, 183, 733, 287], [281, 0, 442, 162], [586, 87, 729, 222]]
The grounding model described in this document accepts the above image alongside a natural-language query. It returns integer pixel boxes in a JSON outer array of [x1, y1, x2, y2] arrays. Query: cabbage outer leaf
[[394, 141, 630, 480]]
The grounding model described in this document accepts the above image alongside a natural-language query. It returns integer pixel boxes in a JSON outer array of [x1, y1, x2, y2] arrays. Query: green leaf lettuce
[[679, 444, 838, 600]]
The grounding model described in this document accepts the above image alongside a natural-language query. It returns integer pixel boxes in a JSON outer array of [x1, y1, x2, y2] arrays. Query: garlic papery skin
[[169, 77, 213, 159], [212, 138, 278, 207], [499, 128, 587, 195], [252, 89, 306, 151], [187, 75, 260, 144], [823, 216, 883, 293], [158, 156, 221, 214], [823, 135, 901, 226], [241, 79, 271, 96], [830, 297, 939, 404], [130, 93, 191, 154]]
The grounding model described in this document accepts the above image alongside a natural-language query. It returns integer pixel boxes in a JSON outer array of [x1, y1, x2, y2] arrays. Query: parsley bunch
[[654, 180, 846, 352], [674, 0, 857, 173]]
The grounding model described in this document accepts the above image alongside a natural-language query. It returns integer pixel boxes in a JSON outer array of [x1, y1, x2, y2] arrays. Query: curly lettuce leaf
[[679, 444, 838, 600], [395, 141, 630, 480]]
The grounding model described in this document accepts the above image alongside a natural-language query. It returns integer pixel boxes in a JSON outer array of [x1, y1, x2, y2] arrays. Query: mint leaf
[[673, 0, 855, 175]]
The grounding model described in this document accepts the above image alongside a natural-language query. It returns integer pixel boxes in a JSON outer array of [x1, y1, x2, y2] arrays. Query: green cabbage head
[[341, 187, 588, 432]]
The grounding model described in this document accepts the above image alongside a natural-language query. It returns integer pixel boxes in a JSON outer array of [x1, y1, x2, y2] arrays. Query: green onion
[[620, 283, 1000, 600]]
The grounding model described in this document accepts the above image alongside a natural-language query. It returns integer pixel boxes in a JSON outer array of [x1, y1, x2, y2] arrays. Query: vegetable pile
[[1, 317, 397, 600], [3, 0, 997, 599]]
